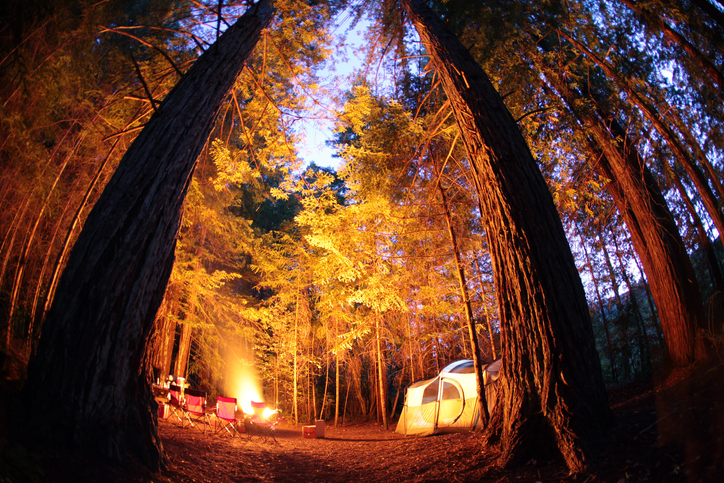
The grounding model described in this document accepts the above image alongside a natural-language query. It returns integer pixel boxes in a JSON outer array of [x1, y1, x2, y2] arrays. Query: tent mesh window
[[422, 379, 439, 404], [447, 361, 475, 373], [441, 381, 461, 400]]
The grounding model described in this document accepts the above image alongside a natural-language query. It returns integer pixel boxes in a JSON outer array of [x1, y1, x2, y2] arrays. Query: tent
[[395, 358, 501, 436]]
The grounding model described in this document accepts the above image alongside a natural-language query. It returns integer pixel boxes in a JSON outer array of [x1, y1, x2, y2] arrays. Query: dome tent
[[395, 359, 501, 436]]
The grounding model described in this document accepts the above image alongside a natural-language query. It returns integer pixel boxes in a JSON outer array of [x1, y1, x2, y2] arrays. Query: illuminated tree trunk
[[293, 279, 300, 425], [20, 0, 274, 470], [666, 164, 724, 299], [173, 323, 192, 379], [558, 29, 724, 234], [149, 302, 177, 382], [435, 171, 488, 425], [375, 315, 388, 429], [629, 238, 667, 349], [334, 317, 341, 427], [593, 141, 703, 366], [537, 50, 706, 366], [402, 0, 612, 472]]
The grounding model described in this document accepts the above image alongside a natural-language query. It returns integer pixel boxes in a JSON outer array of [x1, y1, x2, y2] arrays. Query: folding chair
[[215, 396, 242, 437], [167, 384, 185, 426], [245, 401, 284, 443], [183, 388, 213, 433]]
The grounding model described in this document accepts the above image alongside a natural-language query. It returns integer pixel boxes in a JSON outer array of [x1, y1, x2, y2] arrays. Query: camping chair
[[245, 401, 283, 443], [167, 384, 185, 426], [183, 388, 213, 433], [215, 396, 242, 438]]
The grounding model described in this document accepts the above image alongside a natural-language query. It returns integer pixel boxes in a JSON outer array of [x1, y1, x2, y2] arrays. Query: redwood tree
[[19, 0, 274, 469], [401, 0, 613, 472]]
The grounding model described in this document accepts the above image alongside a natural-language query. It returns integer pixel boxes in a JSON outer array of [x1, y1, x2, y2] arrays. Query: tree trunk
[[293, 279, 300, 425], [435, 170, 488, 425], [474, 257, 497, 360], [629, 238, 667, 350], [375, 315, 388, 429], [19, 1, 274, 470], [537, 56, 705, 367], [558, 29, 724, 238], [335, 345, 340, 427], [665, 162, 724, 299], [401, 0, 613, 472], [173, 323, 192, 379], [594, 142, 703, 365], [148, 301, 177, 383]]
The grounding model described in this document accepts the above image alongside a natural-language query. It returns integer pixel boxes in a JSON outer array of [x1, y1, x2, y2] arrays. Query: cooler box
[[315, 420, 325, 438]]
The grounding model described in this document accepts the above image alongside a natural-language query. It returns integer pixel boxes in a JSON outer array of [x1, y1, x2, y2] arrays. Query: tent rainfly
[[395, 359, 501, 436]]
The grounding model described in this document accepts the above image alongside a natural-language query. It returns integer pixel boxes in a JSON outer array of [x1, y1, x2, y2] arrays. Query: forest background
[[1, 0, 723, 459]]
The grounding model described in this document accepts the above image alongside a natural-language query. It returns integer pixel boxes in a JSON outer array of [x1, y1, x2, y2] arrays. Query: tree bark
[[19, 0, 274, 470], [557, 29, 724, 240], [537, 53, 705, 366], [173, 323, 192, 379], [474, 257, 497, 359], [401, 0, 613, 472], [664, 162, 724, 299]]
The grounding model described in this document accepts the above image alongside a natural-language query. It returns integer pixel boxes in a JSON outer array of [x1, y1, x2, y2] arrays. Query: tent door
[[436, 377, 465, 428]]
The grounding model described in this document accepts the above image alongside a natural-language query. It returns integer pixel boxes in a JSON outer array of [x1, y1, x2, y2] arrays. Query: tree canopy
[[1, 0, 723, 474]]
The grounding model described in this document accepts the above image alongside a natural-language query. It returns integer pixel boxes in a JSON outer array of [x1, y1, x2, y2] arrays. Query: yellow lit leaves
[[210, 138, 257, 191]]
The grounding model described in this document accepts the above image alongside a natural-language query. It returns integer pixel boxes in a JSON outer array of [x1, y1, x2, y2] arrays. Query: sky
[[296, 12, 369, 171]]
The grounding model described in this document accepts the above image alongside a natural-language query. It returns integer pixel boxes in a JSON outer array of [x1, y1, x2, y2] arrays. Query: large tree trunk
[[374, 315, 388, 430], [537, 54, 706, 366], [19, 0, 274, 470], [594, 144, 704, 366], [557, 29, 724, 240], [401, 0, 613, 473]]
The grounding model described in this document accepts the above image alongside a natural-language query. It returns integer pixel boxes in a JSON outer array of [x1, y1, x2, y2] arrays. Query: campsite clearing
[[9, 361, 722, 482]]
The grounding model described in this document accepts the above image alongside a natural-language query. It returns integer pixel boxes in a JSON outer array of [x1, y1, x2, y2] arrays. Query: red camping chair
[[183, 388, 213, 433], [245, 401, 283, 443], [250, 401, 266, 423], [215, 396, 241, 437], [168, 384, 185, 426]]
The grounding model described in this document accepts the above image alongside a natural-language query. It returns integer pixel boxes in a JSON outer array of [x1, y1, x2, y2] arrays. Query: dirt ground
[[3, 361, 723, 482]]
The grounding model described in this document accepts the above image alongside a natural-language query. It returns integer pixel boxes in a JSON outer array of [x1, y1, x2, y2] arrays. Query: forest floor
[[1, 361, 723, 482]]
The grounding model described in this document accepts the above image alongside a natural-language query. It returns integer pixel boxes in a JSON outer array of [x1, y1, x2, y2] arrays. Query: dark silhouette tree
[[400, 0, 613, 473], [19, 0, 274, 470]]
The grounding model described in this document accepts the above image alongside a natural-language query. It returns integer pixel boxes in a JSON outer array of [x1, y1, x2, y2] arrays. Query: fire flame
[[233, 370, 263, 415], [224, 338, 277, 418]]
